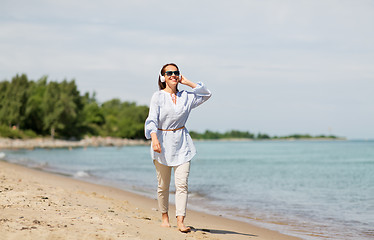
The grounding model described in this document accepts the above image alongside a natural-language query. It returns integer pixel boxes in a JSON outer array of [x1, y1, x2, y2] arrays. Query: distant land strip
[[0, 137, 148, 150], [189, 130, 345, 141]]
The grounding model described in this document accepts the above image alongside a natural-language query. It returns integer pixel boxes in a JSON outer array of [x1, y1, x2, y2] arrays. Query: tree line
[[0, 74, 149, 139], [189, 130, 339, 140]]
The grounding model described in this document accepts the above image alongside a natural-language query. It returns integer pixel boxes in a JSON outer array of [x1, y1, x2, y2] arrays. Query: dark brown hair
[[158, 63, 179, 90]]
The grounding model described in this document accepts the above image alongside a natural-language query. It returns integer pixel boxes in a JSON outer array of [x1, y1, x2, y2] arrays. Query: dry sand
[[0, 161, 301, 240]]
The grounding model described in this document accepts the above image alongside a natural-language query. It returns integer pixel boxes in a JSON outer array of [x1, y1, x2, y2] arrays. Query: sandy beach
[[0, 160, 301, 240]]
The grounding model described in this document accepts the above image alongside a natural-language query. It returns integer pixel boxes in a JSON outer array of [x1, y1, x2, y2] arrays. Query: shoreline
[[0, 160, 301, 240], [194, 137, 346, 142], [0, 137, 149, 150], [0, 136, 347, 150]]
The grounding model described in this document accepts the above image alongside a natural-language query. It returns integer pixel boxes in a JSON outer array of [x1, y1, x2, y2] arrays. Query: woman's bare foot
[[177, 216, 191, 233], [161, 213, 171, 228]]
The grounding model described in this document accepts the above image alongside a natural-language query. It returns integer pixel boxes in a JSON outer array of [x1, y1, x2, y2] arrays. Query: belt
[[158, 126, 185, 132]]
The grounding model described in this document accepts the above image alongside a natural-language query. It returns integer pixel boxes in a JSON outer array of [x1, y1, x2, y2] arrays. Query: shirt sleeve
[[191, 82, 212, 109], [144, 92, 160, 139]]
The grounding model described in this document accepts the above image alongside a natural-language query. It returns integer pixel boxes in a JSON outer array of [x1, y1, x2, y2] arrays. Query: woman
[[144, 63, 211, 232]]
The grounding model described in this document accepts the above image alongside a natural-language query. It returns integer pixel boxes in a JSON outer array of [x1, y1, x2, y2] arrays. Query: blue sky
[[1, 0, 373, 139]]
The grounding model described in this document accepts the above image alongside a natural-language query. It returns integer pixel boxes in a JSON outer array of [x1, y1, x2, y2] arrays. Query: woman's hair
[[158, 63, 179, 90]]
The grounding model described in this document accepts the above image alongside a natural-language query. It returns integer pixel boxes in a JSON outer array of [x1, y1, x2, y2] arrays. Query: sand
[[0, 161, 301, 240]]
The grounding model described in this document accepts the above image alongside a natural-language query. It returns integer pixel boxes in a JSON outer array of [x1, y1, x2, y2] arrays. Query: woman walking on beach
[[145, 63, 211, 232]]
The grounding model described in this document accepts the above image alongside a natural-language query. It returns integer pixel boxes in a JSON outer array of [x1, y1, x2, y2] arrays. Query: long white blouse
[[144, 82, 211, 166]]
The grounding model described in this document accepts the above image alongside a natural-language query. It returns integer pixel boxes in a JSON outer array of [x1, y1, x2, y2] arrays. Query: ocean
[[2, 140, 373, 240]]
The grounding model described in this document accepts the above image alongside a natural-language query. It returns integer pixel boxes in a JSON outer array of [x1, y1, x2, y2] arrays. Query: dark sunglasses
[[164, 71, 180, 76]]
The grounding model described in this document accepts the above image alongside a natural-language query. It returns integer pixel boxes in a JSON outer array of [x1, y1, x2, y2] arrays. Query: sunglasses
[[164, 71, 180, 77]]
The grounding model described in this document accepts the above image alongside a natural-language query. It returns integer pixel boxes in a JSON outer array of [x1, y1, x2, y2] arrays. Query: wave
[[74, 170, 91, 178]]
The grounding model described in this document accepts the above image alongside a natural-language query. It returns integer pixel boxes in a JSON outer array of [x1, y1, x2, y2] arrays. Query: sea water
[[2, 140, 374, 240]]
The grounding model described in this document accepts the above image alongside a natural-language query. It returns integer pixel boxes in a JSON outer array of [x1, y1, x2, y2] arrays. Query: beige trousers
[[154, 160, 191, 217]]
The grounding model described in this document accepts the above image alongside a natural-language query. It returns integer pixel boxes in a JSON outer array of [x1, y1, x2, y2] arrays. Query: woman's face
[[164, 65, 180, 88]]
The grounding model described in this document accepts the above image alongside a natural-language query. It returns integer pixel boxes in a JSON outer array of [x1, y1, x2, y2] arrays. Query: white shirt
[[144, 82, 211, 166]]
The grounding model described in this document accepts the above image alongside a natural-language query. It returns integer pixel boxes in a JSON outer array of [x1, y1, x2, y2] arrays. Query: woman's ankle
[[176, 216, 191, 232], [161, 212, 171, 227]]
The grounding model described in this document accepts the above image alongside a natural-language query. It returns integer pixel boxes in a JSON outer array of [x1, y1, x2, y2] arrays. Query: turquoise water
[[2, 140, 374, 239]]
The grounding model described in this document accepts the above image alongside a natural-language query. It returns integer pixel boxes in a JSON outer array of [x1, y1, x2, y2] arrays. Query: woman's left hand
[[179, 75, 197, 88]]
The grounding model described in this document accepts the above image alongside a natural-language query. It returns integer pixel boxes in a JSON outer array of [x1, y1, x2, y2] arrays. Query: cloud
[[1, 0, 374, 138]]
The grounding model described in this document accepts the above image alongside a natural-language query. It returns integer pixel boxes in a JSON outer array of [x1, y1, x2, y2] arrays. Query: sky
[[1, 0, 373, 139]]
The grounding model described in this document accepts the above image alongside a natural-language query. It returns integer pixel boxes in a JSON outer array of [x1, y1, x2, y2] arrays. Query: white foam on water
[[74, 170, 90, 178]]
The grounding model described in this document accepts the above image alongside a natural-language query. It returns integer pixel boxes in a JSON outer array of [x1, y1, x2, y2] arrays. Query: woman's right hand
[[152, 139, 161, 153], [151, 132, 161, 153]]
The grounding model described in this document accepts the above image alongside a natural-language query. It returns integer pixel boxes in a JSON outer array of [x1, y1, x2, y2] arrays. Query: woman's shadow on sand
[[190, 226, 257, 237]]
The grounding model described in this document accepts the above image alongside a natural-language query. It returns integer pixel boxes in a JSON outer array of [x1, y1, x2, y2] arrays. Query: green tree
[[0, 74, 29, 128], [224, 130, 254, 139], [57, 80, 83, 138], [100, 99, 148, 138], [0, 81, 10, 125], [202, 130, 221, 139], [42, 80, 82, 138], [117, 102, 148, 138], [79, 92, 105, 136], [1, 73, 151, 139], [101, 99, 122, 136], [256, 133, 270, 139], [24, 76, 48, 134], [42, 81, 62, 138]]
